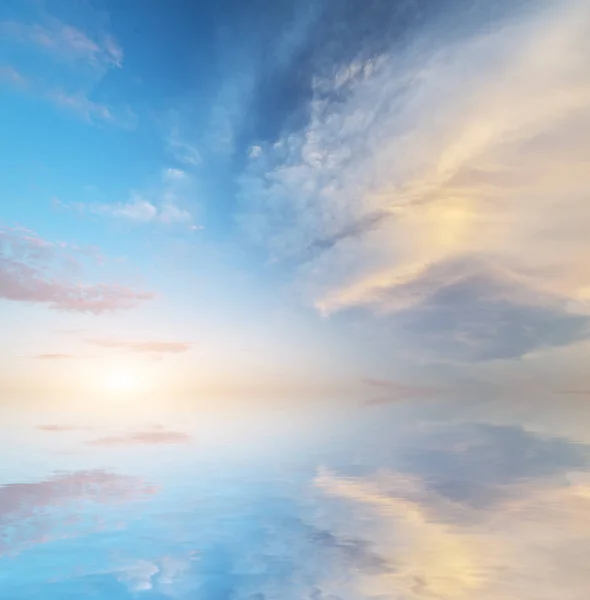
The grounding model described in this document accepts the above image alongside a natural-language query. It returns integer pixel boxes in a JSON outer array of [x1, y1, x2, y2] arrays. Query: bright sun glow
[[104, 371, 137, 393]]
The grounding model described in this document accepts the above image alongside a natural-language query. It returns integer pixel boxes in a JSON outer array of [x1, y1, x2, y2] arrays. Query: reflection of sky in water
[[2, 401, 590, 599], [2, 0, 590, 596]]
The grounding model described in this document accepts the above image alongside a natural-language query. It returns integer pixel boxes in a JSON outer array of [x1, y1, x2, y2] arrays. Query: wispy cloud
[[87, 428, 191, 447], [362, 377, 439, 405], [0, 9, 129, 125], [47, 88, 113, 122], [0, 225, 153, 313], [70, 169, 199, 227], [86, 339, 190, 354], [86, 194, 193, 225], [239, 0, 590, 360], [31, 353, 74, 360], [0, 65, 28, 87], [166, 125, 202, 167], [37, 424, 92, 432], [0, 67, 131, 125], [0, 17, 122, 70]]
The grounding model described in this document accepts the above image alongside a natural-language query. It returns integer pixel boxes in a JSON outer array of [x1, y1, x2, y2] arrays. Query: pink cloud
[[87, 339, 191, 354], [0, 225, 153, 313], [87, 429, 192, 446], [37, 424, 92, 431]]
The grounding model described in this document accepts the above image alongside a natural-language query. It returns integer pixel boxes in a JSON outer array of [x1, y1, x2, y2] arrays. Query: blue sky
[[2, 0, 590, 400]]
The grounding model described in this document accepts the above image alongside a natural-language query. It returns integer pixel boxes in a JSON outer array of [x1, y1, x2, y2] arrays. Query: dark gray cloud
[[399, 291, 589, 362], [376, 261, 590, 361]]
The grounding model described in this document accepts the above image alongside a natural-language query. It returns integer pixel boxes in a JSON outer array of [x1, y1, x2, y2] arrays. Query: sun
[[104, 371, 137, 393]]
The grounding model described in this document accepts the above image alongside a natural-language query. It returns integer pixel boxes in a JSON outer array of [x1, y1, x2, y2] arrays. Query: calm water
[[1, 398, 590, 599]]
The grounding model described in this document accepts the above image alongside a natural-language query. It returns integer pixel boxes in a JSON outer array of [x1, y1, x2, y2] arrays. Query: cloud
[[115, 554, 194, 594], [38, 424, 91, 432], [362, 378, 439, 405], [73, 169, 198, 226], [87, 428, 191, 447], [0, 17, 122, 69], [31, 353, 74, 360], [0, 65, 28, 87], [0, 64, 128, 126], [0, 470, 157, 555], [238, 0, 590, 360], [47, 88, 113, 122], [86, 339, 191, 354], [556, 389, 590, 396], [166, 125, 202, 167], [394, 423, 590, 507], [0, 225, 153, 313], [379, 259, 590, 361], [0, 10, 130, 125], [314, 465, 590, 600], [315, 468, 483, 600]]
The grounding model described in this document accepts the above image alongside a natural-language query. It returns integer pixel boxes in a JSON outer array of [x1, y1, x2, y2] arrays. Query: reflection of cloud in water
[[2, 407, 590, 599], [0, 470, 158, 555]]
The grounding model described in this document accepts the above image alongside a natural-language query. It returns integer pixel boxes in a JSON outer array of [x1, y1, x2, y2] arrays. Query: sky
[[1, 0, 590, 598]]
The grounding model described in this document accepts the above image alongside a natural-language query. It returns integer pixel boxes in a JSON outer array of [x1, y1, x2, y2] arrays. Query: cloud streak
[[362, 377, 439, 405], [0, 18, 122, 69], [87, 428, 192, 447], [86, 339, 191, 354], [38, 424, 91, 431]]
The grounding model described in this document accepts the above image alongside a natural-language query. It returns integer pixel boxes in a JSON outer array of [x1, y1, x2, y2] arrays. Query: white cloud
[[238, 0, 590, 358], [166, 125, 202, 167], [115, 555, 193, 594], [164, 168, 188, 182], [116, 560, 159, 592], [75, 169, 198, 228], [88, 195, 192, 225], [107, 194, 158, 222]]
